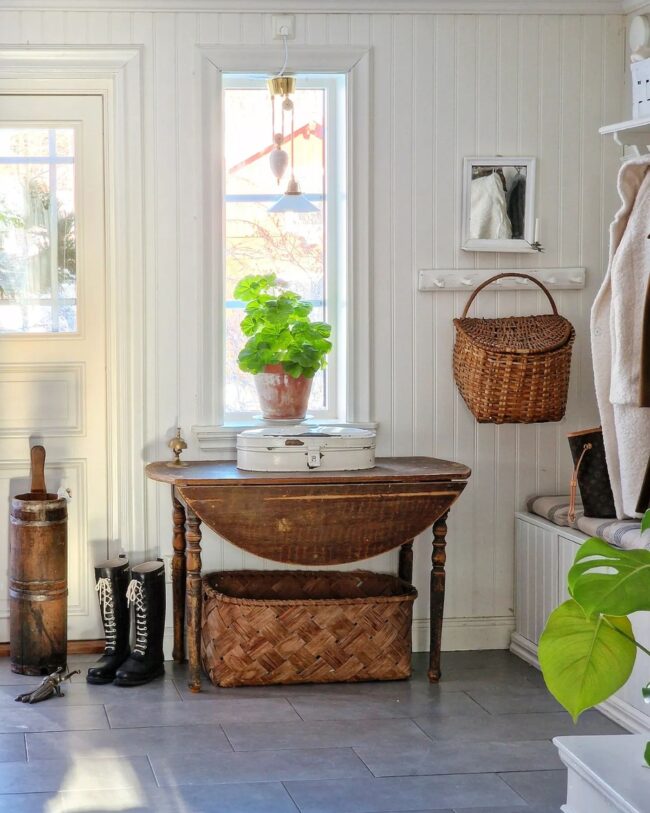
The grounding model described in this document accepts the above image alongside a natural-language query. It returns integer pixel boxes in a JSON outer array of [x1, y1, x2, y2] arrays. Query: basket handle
[[460, 273, 559, 318]]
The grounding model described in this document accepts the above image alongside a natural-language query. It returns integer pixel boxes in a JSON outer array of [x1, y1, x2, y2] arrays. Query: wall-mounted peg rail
[[418, 267, 586, 292]]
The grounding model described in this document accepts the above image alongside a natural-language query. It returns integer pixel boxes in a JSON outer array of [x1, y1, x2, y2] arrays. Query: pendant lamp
[[268, 176, 318, 214], [266, 48, 318, 215]]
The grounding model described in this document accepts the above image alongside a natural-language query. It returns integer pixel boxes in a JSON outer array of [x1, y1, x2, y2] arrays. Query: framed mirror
[[462, 157, 537, 253]]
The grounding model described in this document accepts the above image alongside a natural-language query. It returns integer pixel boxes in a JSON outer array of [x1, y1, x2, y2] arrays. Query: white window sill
[[192, 419, 378, 455]]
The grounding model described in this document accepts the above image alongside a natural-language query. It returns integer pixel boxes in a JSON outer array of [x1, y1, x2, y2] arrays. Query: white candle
[[534, 218, 540, 244]]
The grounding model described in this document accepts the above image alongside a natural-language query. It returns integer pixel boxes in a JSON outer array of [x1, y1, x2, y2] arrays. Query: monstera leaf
[[567, 537, 650, 618], [538, 599, 636, 721]]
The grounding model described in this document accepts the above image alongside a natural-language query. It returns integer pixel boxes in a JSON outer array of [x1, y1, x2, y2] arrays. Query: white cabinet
[[555, 735, 650, 813], [512, 513, 650, 733], [514, 519, 558, 645]]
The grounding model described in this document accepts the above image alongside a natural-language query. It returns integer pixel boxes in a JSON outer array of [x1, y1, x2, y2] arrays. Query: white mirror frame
[[461, 156, 537, 253]]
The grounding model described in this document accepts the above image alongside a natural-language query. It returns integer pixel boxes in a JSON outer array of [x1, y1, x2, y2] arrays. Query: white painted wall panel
[[1, 5, 625, 650]]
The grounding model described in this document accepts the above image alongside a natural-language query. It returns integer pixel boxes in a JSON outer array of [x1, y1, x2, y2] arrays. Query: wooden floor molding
[[0, 640, 104, 657]]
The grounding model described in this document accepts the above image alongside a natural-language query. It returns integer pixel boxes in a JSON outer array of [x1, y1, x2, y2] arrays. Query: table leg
[[171, 487, 187, 664], [428, 511, 449, 683], [398, 539, 414, 583], [186, 507, 203, 692]]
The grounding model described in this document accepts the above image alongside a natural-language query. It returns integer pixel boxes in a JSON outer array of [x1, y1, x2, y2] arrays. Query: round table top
[[145, 456, 471, 486]]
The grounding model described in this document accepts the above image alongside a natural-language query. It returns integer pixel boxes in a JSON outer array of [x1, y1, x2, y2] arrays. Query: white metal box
[[631, 58, 650, 119], [236, 426, 376, 472]]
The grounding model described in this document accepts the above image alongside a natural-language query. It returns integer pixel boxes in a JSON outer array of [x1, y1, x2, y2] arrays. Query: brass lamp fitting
[[267, 76, 295, 97]]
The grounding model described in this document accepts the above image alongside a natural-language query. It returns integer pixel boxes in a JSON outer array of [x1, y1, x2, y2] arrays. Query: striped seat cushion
[[527, 495, 649, 550], [526, 495, 583, 527]]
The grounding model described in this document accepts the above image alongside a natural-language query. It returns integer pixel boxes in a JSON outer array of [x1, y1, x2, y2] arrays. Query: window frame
[[196, 45, 372, 451], [221, 72, 346, 421]]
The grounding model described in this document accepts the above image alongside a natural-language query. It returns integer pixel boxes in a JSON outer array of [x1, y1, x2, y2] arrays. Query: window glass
[[224, 77, 330, 415], [0, 128, 76, 333]]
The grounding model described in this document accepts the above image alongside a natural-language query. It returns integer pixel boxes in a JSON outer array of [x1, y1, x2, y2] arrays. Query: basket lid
[[237, 424, 376, 452], [454, 314, 573, 355]]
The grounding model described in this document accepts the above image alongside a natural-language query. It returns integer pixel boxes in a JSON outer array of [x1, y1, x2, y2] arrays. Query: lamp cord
[[279, 33, 289, 76]]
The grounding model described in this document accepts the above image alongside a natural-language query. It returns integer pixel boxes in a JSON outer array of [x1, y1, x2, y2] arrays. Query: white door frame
[[0, 48, 146, 565]]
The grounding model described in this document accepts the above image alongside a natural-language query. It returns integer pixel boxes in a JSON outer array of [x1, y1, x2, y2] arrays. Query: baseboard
[[510, 631, 541, 667], [163, 618, 516, 663], [510, 632, 650, 734], [597, 694, 650, 734], [0, 640, 104, 658], [413, 615, 516, 652]]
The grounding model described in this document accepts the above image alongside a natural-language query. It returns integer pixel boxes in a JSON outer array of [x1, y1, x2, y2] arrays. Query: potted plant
[[234, 273, 332, 420], [538, 510, 650, 766]]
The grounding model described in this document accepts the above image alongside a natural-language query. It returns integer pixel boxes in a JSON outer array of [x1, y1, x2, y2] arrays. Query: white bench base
[[513, 512, 650, 733]]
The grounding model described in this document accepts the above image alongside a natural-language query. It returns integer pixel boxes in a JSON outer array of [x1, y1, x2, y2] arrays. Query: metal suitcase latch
[[306, 442, 322, 469]]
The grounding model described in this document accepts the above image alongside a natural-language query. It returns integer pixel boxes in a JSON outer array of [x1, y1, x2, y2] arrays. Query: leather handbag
[[567, 427, 616, 522]]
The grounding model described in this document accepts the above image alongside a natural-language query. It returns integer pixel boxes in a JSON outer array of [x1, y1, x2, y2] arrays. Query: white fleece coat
[[592, 155, 650, 518]]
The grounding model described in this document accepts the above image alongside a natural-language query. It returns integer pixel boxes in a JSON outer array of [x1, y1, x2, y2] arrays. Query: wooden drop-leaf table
[[145, 457, 471, 692]]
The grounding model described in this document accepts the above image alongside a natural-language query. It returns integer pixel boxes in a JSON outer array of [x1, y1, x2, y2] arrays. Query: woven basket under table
[[201, 570, 417, 687], [453, 272, 575, 424]]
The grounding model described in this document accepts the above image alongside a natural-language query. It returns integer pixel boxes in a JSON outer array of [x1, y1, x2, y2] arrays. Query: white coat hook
[[417, 267, 585, 292]]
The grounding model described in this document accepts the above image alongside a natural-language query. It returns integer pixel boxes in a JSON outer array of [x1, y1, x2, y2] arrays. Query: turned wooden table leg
[[398, 539, 414, 583], [171, 487, 187, 664], [428, 511, 449, 683], [186, 507, 203, 692]]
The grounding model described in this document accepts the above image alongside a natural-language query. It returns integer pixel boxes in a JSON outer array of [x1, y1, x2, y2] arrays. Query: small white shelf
[[599, 117, 650, 154], [418, 267, 585, 293], [555, 734, 650, 813]]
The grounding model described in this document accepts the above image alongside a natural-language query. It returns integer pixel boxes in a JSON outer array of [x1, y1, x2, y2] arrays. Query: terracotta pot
[[254, 364, 313, 420]]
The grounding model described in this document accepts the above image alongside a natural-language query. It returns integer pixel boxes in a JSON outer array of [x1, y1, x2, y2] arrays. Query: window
[[223, 73, 347, 419], [0, 128, 76, 333]]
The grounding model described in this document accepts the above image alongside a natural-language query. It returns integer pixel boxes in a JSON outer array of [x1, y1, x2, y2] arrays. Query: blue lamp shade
[[268, 176, 318, 214]]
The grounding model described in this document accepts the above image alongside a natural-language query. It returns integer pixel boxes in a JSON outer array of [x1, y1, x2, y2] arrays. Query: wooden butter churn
[[10, 446, 68, 675]]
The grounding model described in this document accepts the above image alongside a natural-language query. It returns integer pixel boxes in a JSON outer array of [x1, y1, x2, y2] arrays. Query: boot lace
[[95, 577, 117, 651], [126, 579, 148, 656]]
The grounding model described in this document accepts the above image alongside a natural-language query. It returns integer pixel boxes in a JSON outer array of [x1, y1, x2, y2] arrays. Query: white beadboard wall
[[0, 5, 626, 650]]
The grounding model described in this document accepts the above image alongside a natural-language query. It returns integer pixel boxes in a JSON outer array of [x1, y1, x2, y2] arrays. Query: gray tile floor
[[0, 651, 624, 813]]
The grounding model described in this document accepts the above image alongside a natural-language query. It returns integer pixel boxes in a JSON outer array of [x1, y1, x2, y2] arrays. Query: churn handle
[[30, 446, 47, 495], [460, 272, 559, 318]]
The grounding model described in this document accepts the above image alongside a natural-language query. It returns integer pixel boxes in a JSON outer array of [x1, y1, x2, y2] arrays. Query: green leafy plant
[[539, 510, 650, 766], [234, 273, 332, 379]]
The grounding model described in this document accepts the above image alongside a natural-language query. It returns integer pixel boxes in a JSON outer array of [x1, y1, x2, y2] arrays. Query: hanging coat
[[469, 173, 512, 240], [591, 155, 650, 518]]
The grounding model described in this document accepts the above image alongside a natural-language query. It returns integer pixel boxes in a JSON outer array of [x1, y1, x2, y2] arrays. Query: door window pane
[[0, 128, 76, 333]]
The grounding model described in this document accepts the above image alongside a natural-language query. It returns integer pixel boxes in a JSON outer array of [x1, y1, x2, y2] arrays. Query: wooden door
[[0, 95, 108, 640]]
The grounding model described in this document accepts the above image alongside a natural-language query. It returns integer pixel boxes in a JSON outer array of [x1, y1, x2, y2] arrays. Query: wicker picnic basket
[[453, 272, 575, 424], [201, 570, 417, 687]]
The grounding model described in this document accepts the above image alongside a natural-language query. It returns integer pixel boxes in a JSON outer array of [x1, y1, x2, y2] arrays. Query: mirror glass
[[462, 157, 536, 252], [470, 165, 526, 240]]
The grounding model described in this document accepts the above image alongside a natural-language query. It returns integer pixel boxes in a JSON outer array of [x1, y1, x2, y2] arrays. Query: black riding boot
[[114, 559, 166, 686], [87, 555, 131, 684]]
